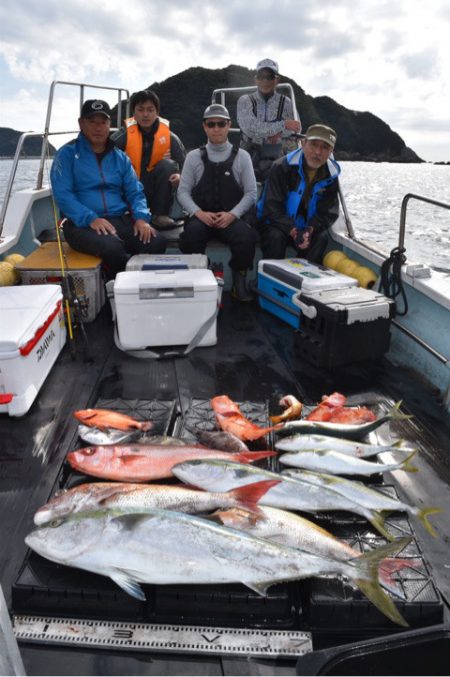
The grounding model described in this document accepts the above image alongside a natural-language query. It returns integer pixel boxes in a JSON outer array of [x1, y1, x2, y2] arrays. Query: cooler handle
[[291, 294, 317, 319]]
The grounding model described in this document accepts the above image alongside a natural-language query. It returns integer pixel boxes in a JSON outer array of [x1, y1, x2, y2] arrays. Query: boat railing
[[399, 193, 450, 252], [0, 80, 130, 236]]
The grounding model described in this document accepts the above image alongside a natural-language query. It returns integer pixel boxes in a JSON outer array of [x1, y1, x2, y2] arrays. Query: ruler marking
[[13, 615, 311, 657]]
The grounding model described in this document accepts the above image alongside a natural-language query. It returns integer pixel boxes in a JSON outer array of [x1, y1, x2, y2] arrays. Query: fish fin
[[139, 422, 153, 432], [237, 451, 277, 463], [109, 570, 146, 601], [232, 480, 280, 509], [386, 401, 413, 422], [121, 454, 151, 465], [379, 557, 423, 597], [391, 440, 418, 453], [350, 538, 411, 627], [367, 511, 395, 541], [242, 581, 270, 597], [416, 507, 441, 537], [400, 450, 419, 473]]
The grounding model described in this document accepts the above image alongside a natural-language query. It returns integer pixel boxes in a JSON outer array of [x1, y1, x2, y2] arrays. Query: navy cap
[[80, 99, 111, 119]]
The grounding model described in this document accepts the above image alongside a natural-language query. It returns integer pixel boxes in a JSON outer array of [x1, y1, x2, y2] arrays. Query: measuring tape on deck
[[13, 615, 312, 658]]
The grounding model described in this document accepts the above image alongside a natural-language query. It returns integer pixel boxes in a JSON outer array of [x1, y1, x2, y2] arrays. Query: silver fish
[[25, 507, 409, 625], [278, 449, 418, 476], [275, 434, 416, 458], [33, 479, 277, 526], [281, 468, 440, 539], [212, 506, 420, 598], [172, 459, 440, 541], [276, 402, 411, 440], [78, 424, 141, 445]]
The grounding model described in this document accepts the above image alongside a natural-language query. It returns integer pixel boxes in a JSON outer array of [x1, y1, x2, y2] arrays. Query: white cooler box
[[0, 285, 66, 416], [126, 254, 208, 271], [114, 269, 219, 350], [257, 258, 358, 328]]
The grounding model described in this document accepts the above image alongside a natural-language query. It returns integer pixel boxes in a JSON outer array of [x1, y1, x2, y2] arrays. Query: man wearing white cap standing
[[237, 58, 301, 181], [256, 124, 340, 263]]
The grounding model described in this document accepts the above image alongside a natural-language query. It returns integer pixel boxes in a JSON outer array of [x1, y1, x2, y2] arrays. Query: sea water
[[1, 158, 449, 270]]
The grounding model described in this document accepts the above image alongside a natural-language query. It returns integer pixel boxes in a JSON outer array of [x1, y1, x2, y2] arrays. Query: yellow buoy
[[4, 253, 25, 266], [336, 258, 360, 277], [0, 261, 18, 286], [323, 250, 346, 269], [356, 265, 378, 289]]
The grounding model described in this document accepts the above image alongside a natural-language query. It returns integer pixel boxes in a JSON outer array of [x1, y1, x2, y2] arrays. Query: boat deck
[[1, 292, 449, 675]]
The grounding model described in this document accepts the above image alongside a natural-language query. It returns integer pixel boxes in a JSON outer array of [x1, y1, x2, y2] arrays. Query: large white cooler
[[0, 285, 66, 416], [126, 254, 208, 271], [258, 258, 358, 328], [114, 269, 219, 350]]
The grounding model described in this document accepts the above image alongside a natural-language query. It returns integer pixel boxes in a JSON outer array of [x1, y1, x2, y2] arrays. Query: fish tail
[[350, 537, 412, 627], [387, 401, 413, 422], [232, 480, 280, 510], [416, 507, 442, 537], [367, 511, 395, 541], [237, 451, 277, 463], [400, 450, 419, 473]]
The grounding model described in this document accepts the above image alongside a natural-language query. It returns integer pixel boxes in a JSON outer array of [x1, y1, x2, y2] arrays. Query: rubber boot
[[231, 269, 254, 302]]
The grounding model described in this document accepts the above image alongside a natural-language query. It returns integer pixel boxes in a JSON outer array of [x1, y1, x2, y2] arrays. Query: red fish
[[306, 392, 347, 421], [74, 408, 153, 432], [66, 444, 276, 482], [211, 395, 280, 442], [327, 406, 377, 424]]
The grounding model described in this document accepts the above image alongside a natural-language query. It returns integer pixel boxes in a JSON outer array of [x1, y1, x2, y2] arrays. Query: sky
[[1, 0, 449, 162]]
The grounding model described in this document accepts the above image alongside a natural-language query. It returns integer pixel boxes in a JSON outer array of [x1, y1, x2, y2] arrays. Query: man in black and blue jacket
[[51, 99, 166, 279], [257, 124, 340, 263]]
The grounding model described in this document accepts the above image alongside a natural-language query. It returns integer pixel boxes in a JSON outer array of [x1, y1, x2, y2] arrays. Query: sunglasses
[[204, 120, 228, 128], [256, 73, 276, 81]]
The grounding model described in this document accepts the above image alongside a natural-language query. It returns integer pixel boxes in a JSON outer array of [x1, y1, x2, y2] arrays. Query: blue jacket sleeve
[[119, 152, 151, 222], [50, 145, 98, 228]]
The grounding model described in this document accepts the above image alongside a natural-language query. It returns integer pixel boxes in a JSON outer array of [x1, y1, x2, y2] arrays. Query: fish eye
[[50, 519, 63, 528], [85, 448, 96, 456]]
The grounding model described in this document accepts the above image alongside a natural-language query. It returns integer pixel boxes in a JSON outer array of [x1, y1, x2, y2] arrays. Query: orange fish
[[66, 444, 276, 482], [211, 395, 281, 442], [327, 406, 377, 424], [74, 408, 153, 432], [306, 392, 347, 421]]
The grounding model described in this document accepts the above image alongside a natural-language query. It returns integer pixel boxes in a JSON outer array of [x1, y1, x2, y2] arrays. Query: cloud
[[399, 49, 438, 79]]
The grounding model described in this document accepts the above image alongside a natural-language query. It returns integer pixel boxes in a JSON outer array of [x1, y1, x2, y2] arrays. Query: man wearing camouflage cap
[[256, 123, 341, 262]]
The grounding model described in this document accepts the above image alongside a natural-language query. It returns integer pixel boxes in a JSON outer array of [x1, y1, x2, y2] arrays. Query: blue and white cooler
[[257, 258, 394, 368]]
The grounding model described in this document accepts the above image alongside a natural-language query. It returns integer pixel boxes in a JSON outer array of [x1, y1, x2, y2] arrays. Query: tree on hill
[[0, 128, 57, 157]]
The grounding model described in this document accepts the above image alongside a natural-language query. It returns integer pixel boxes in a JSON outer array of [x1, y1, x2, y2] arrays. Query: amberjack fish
[[275, 434, 416, 458], [66, 445, 275, 482], [278, 449, 418, 476], [25, 508, 410, 626], [211, 505, 421, 598], [172, 459, 440, 540], [33, 480, 279, 526], [276, 402, 412, 440]]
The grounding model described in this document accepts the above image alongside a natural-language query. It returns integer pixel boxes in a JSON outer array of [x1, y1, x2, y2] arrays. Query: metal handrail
[[0, 80, 130, 235], [399, 193, 450, 250]]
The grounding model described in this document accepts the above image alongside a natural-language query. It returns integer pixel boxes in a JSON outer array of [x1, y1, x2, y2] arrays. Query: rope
[[379, 246, 408, 316]]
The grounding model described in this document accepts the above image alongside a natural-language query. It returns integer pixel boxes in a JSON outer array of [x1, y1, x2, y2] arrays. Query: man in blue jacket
[[257, 124, 340, 263], [50, 99, 166, 279]]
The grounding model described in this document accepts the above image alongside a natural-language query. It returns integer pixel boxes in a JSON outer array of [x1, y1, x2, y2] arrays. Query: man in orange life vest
[[112, 90, 186, 229]]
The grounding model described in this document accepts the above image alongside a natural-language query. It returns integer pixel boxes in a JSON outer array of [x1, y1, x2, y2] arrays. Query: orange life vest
[[124, 117, 171, 178]]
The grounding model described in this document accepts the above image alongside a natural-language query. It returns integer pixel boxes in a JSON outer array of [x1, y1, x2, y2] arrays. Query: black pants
[[179, 217, 257, 270], [141, 159, 178, 215], [258, 221, 328, 264], [63, 214, 167, 279]]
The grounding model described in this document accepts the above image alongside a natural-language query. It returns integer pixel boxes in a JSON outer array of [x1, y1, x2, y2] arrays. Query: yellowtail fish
[[275, 434, 416, 458], [25, 508, 410, 625], [276, 401, 411, 440], [278, 449, 418, 476]]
